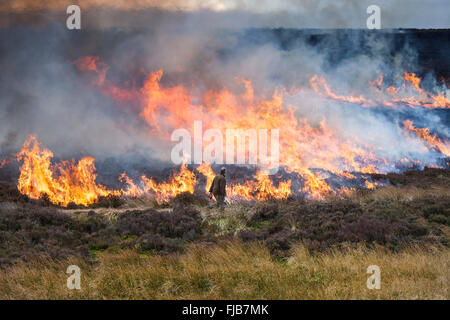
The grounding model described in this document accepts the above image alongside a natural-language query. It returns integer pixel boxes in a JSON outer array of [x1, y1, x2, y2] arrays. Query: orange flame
[[0, 157, 12, 168], [13, 59, 449, 205], [16, 135, 119, 206], [196, 163, 292, 201], [384, 72, 449, 108], [196, 162, 215, 193], [119, 163, 197, 203], [73, 58, 450, 199], [300, 168, 331, 200], [313, 71, 450, 109], [403, 120, 450, 157], [140, 163, 197, 203], [310, 75, 373, 107]]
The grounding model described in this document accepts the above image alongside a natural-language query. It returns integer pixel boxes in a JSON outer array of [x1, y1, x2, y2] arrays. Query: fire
[[141, 163, 197, 202], [364, 180, 376, 189], [310, 75, 373, 107], [12, 136, 294, 206], [300, 168, 331, 200], [196, 163, 215, 193], [16, 135, 119, 206], [403, 72, 424, 93], [403, 120, 450, 157], [311, 70, 450, 109], [74, 56, 109, 86], [7, 57, 449, 206], [196, 163, 291, 201], [118, 173, 144, 198], [119, 164, 197, 203], [120, 162, 292, 203], [369, 74, 384, 89], [73, 58, 450, 199], [236, 172, 291, 201], [0, 157, 12, 168], [429, 93, 450, 108], [384, 72, 450, 108], [75, 56, 138, 102]]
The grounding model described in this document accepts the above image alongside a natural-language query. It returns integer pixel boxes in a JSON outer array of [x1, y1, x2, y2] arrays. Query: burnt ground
[[0, 168, 449, 266]]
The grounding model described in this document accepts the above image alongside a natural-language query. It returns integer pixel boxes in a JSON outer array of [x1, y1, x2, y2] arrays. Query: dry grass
[[0, 241, 448, 300]]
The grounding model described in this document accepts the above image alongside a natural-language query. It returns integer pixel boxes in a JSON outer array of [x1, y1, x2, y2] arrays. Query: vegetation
[[0, 242, 447, 299], [0, 168, 448, 299]]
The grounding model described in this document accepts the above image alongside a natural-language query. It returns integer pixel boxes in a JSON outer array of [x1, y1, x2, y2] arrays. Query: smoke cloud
[[1, 0, 450, 28], [0, 4, 449, 178]]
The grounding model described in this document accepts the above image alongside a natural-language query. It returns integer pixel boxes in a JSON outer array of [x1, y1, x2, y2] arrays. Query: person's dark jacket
[[209, 174, 226, 197]]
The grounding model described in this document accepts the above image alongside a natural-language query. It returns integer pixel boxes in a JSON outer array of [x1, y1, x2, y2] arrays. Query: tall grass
[[0, 241, 448, 299]]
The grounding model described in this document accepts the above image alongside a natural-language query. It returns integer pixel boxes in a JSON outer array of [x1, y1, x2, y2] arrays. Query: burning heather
[[0, 20, 449, 208], [16, 134, 119, 207], [8, 58, 449, 206]]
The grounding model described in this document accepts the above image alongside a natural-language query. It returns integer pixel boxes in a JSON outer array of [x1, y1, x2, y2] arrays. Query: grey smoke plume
[[1, 0, 449, 28], [0, 5, 448, 175]]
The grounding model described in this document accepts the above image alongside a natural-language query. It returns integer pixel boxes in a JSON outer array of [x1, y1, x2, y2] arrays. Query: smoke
[[0, 6, 448, 177], [0, 28, 153, 159], [2, 0, 449, 28]]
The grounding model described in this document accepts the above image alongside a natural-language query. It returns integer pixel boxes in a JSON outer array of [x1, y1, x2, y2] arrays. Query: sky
[[1, 0, 449, 29]]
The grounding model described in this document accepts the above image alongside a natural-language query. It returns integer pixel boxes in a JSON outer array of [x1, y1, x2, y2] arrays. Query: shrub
[[116, 205, 202, 240], [0, 204, 111, 266], [249, 202, 279, 224], [0, 183, 29, 203], [90, 194, 125, 208], [171, 192, 209, 206], [239, 197, 448, 255]]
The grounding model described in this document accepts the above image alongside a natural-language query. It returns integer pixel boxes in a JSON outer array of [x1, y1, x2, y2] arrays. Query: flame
[[230, 171, 292, 201], [364, 180, 375, 189], [16, 135, 119, 206], [74, 56, 109, 86], [403, 120, 450, 157], [312, 71, 450, 109], [403, 72, 424, 94], [300, 168, 331, 200], [118, 172, 144, 198], [13, 136, 294, 205], [119, 163, 197, 203], [386, 72, 449, 108], [73, 58, 450, 199], [121, 162, 292, 203], [196, 162, 215, 193], [429, 93, 450, 108], [11, 58, 449, 205], [310, 75, 373, 107], [0, 157, 12, 168], [75, 56, 138, 102], [140, 163, 197, 203], [369, 74, 384, 89]]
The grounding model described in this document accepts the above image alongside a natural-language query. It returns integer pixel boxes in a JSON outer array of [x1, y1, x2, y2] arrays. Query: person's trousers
[[215, 194, 225, 208]]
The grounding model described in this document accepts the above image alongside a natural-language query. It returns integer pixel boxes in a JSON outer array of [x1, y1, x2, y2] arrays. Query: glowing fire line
[[3, 57, 448, 206]]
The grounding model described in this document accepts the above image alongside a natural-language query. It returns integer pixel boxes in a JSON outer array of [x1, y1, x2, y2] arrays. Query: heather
[[0, 168, 448, 299]]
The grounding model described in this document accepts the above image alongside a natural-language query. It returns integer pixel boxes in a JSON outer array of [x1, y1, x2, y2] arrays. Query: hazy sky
[[1, 0, 449, 29]]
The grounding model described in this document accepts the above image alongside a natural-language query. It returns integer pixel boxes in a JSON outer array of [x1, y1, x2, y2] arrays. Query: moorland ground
[[0, 168, 448, 299]]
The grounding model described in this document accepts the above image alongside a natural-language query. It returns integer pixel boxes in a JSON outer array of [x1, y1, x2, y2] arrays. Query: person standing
[[208, 167, 226, 209]]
